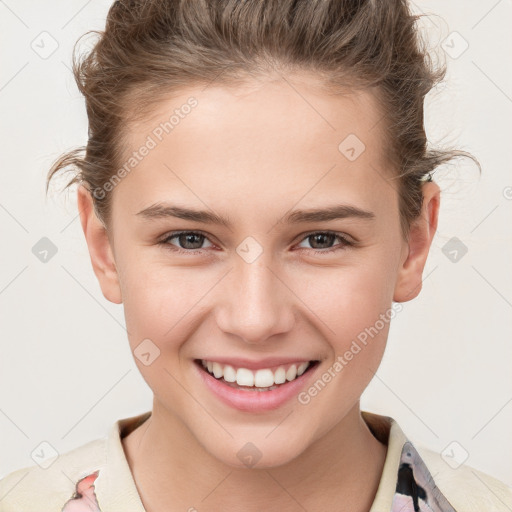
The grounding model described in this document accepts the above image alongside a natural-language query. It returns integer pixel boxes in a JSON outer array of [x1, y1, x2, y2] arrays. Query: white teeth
[[286, 365, 297, 381], [297, 362, 309, 376], [200, 359, 313, 388], [274, 367, 286, 384], [212, 362, 223, 378], [236, 368, 254, 387], [223, 364, 237, 383], [254, 369, 274, 388]]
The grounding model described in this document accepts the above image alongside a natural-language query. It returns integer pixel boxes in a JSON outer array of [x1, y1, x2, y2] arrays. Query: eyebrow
[[135, 202, 375, 227]]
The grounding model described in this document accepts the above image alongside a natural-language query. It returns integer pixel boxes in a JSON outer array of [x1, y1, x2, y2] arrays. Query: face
[[79, 73, 439, 469]]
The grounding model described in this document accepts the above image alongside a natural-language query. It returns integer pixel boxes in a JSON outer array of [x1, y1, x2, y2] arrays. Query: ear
[[77, 185, 123, 304], [393, 181, 440, 303]]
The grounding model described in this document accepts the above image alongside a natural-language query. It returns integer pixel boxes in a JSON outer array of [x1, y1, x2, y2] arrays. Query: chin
[[201, 431, 309, 470]]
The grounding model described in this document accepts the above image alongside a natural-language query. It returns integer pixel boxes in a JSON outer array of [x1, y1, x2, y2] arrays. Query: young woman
[[1, 1, 510, 511]]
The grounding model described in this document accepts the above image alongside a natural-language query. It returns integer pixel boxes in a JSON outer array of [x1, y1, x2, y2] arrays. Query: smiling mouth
[[194, 359, 320, 391]]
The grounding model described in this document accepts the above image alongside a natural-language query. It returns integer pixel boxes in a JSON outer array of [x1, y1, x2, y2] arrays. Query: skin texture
[[77, 74, 440, 512]]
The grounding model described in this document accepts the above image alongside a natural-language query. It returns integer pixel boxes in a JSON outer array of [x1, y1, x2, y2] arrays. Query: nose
[[215, 252, 295, 345]]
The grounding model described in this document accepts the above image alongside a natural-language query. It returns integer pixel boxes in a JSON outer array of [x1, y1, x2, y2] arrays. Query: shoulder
[[416, 445, 512, 511], [0, 436, 107, 512]]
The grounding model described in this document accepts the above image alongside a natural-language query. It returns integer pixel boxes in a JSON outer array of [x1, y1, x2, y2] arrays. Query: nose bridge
[[216, 248, 293, 343]]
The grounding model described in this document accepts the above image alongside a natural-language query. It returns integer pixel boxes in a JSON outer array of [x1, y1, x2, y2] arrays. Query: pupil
[[311, 233, 334, 249], [181, 233, 203, 249]]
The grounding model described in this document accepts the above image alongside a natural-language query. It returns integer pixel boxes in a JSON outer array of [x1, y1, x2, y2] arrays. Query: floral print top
[[1, 410, 510, 511], [391, 442, 456, 511], [59, 440, 457, 512]]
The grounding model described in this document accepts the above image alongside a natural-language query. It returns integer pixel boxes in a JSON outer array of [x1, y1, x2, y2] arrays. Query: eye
[[295, 231, 354, 255], [158, 230, 355, 256], [159, 231, 214, 254]]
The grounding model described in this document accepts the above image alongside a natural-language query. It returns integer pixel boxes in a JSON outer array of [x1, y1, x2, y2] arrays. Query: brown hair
[[46, 0, 477, 239]]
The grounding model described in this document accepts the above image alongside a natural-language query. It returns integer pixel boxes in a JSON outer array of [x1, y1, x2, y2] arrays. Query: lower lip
[[194, 360, 319, 412]]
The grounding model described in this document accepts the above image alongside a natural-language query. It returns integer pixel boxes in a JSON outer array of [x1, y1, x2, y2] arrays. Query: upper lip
[[196, 357, 317, 370]]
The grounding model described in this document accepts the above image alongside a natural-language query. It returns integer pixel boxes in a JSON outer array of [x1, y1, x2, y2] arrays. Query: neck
[[122, 401, 387, 512]]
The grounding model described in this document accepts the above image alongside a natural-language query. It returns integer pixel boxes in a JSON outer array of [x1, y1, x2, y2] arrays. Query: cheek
[[120, 245, 398, 343], [293, 264, 397, 420], [119, 259, 200, 348], [332, 273, 393, 346], [118, 264, 202, 407], [297, 254, 398, 347]]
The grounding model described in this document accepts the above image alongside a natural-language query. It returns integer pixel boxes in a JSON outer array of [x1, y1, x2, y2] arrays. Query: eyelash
[[158, 230, 355, 256]]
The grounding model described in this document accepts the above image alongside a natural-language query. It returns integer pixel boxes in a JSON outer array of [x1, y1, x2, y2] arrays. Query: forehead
[[113, 76, 395, 220]]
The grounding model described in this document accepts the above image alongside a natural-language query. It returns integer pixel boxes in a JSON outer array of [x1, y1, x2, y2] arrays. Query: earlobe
[[393, 181, 441, 303], [77, 185, 123, 304]]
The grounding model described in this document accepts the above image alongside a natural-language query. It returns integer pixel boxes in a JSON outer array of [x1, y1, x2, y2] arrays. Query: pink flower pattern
[[61, 469, 102, 512]]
